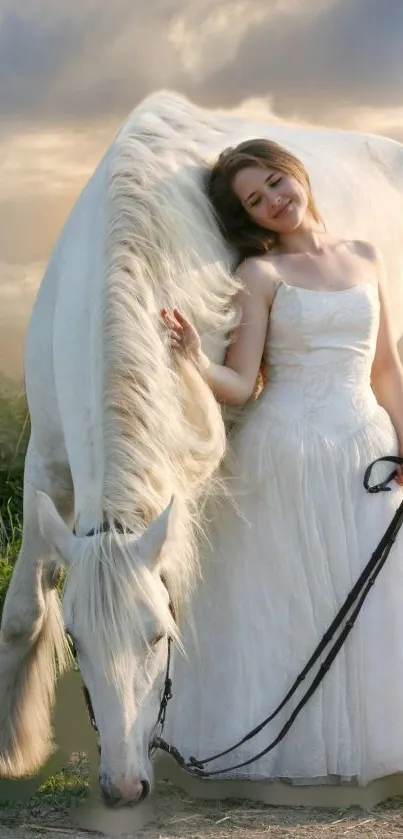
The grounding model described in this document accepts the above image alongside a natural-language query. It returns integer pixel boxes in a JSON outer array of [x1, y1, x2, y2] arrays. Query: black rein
[[153, 455, 403, 776], [68, 456, 403, 779]]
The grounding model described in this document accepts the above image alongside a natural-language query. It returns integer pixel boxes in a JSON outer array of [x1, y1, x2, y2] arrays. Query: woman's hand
[[161, 307, 202, 361]]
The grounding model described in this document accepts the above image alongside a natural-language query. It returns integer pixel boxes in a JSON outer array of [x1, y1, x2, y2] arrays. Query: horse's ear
[[136, 496, 177, 570], [36, 492, 75, 567]]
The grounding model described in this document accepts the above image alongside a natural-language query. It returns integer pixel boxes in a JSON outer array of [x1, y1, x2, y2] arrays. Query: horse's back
[[25, 152, 110, 522]]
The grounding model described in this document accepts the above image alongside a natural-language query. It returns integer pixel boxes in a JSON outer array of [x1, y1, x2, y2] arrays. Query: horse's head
[[37, 492, 179, 806]]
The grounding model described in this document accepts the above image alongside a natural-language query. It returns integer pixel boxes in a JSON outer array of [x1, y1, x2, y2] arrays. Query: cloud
[[182, 0, 403, 120], [0, 0, 183, 121], [0, 123, 114, 200], [167, 0, 334, 83], [0, 123, 116, 262], [167, 0, 270, 80], [0, 0, 401, 127]]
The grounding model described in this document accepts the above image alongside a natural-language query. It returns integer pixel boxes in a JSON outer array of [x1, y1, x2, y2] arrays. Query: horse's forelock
[[67, 531, 180, 685]]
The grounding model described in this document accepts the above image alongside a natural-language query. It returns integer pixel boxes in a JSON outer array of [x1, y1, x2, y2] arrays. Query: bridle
[[67, 518, 125, 746], [68, 455, 403, 778]]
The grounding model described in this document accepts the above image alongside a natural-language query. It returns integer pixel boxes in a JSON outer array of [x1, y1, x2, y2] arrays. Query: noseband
[[68, 456, 403, 777]]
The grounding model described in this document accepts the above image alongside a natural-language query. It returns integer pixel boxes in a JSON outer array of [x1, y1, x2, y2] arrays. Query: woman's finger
[[173, 308, 190, 328], [162, 314, 182, 335], [161, 308, 174, 323], [167, 314, 184, 332]]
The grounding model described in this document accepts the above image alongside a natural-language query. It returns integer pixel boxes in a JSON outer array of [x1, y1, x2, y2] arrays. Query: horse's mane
[[99, 92, 249, 613]]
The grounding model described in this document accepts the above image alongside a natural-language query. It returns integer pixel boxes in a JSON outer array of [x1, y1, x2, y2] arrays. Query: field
[[2, 382, 403, 837]]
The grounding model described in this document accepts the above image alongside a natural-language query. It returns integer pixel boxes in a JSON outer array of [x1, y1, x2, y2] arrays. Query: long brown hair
[[207, 138, 322, 259]]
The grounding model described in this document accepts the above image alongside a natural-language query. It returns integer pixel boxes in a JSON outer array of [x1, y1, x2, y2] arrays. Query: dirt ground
[[2, 779, 403, 839]]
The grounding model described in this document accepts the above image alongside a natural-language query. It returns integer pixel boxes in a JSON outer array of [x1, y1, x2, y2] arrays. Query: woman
[[161, 139, 403, 786]]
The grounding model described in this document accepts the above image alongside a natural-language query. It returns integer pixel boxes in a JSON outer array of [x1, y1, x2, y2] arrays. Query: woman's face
[[232, 165, 309, 233]]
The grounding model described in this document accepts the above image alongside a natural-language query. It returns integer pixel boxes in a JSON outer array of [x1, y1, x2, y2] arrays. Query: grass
[[0, 757, 90, 830], [0, 378, 27, 618], [0, 471, 23, 612]]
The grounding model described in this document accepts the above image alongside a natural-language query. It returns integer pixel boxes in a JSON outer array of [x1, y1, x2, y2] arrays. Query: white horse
[[1, 91, 403, 807]]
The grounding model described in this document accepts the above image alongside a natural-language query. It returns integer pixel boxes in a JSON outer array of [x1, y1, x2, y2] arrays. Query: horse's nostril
[[140, 780, 150, 801], [99, 774, 150, 806]]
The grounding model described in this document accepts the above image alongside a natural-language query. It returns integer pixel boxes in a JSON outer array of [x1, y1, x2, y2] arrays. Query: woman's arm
[[202, 263, 272, 405], [162, 261, 273, 407], [370, 251, 403, 485]]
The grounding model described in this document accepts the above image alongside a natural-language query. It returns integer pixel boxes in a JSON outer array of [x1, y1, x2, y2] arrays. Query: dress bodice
[[263, 280, 380, 440]]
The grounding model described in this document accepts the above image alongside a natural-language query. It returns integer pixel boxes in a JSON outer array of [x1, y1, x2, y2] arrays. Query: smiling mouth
[[273, 201, 290, 219]]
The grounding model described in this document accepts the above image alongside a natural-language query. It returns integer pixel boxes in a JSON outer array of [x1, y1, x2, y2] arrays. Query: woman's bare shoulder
[[235, 254, 280, 287], [343, 238, 381, 264]]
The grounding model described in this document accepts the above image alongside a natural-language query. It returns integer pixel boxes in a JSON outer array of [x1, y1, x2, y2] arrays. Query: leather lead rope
[[153, 455, 403, 776]]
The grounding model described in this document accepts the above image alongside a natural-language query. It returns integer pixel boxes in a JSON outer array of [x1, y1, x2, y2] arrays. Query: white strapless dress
[[166, 278, 403, 790]]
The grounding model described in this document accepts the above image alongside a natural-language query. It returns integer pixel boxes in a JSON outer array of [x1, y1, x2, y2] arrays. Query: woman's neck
[[276, 222, 330, 255]]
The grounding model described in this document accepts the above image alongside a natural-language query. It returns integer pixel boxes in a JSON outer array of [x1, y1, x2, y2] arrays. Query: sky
[[1, 0, 403, 379]]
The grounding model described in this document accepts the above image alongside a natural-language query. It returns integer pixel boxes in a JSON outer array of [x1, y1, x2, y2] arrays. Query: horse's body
[[1, 91, 403, 806]]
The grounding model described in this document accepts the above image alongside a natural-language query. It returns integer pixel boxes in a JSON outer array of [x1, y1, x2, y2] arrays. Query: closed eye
[[249, 176, 282, 207]]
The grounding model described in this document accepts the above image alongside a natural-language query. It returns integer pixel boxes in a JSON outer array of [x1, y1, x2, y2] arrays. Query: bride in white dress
[[161, 139, 403, 789]]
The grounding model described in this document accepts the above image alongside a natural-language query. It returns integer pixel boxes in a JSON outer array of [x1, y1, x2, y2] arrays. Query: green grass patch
[[0, 377, 28, 616], [0, 757, 90, 826], [0, 378, 29, 472], [0, 473, 24, 618]]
